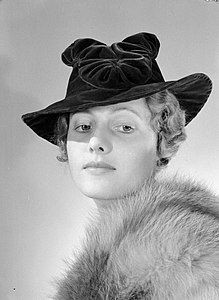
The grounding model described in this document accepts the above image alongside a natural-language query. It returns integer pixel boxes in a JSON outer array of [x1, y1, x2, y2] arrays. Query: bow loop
[[122, 32, 160, 59], [62, 38, 105, 67]]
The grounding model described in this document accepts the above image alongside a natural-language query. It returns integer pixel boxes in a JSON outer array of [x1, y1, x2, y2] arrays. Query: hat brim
[[22, 73, 212, 145]]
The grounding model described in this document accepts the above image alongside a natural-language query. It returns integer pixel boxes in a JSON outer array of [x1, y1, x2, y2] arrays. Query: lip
[[83, 161, 116, 170]]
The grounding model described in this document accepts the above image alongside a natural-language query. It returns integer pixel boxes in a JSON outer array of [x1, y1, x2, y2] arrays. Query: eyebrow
[[83, 106, 142, 119], [109, 106, 142, 118]]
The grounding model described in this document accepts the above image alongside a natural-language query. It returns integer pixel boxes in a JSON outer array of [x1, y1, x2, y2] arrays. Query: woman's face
[[67, 98, 157, 201]]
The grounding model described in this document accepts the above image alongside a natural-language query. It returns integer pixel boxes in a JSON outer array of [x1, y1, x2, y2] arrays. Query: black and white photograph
[[1, 1, 219, 299]]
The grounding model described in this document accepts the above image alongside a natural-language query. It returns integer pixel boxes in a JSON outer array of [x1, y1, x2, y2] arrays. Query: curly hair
[[146, 90, 186, 172], [54, 90, 187, 172]]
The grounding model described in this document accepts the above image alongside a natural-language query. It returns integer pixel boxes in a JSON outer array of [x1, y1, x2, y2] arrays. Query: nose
[[88, 136, 112, 154]]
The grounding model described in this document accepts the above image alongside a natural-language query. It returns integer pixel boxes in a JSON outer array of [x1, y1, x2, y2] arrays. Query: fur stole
[[53, 177, 219, 299]]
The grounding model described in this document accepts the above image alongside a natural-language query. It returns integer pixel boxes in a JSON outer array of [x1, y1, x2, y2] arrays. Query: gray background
[[1, 0, 219, 299]]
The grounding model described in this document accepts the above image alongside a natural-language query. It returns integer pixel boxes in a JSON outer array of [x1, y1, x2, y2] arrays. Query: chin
[[81, 188, 117, 200], [77, 181, 122, 200], [73, 174, 113, 199]]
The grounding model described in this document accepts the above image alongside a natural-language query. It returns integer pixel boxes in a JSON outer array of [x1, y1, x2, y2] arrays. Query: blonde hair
[[54, 90, 187, 172], [146, 90, 186, 172]]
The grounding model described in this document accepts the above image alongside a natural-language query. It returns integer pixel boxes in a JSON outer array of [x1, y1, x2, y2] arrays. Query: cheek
[[138, 147, 157, 173], [120, 139, 157, 179], [67, 142, 83, 176]]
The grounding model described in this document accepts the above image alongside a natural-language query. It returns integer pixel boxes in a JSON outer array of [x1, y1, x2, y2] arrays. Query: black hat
[[22, 32, 212, 145]]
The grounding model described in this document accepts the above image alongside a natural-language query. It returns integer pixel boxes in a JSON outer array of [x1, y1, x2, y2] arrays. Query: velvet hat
[[22, 32, 212, 145]]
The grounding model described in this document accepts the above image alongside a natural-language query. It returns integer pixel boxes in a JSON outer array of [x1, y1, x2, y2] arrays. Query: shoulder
[[97, 176, 219, 297], [107, 176, 219, 297], [105, 175, 219, 231], [98, 175, 219, 250], [129, 175, 219, 220], [115, 176, 219, 259]]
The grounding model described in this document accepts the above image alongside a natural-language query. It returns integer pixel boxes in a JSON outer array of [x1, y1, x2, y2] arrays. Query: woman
[[22, 32, 219, 299]]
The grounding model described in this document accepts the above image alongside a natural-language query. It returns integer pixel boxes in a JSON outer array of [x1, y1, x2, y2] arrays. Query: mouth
[[83, 161, 116, 171], [83, 161, 116, 176]]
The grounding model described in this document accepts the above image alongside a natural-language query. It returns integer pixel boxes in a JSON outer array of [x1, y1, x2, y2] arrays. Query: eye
[[75, 124, 92, 132], [115, 125, 135, 133]]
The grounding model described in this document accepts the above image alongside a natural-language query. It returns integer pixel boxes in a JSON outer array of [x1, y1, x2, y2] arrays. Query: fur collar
[[54, 176, 219, 299]]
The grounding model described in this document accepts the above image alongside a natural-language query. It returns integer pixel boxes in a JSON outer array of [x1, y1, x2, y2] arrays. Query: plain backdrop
[[1, 0, 219, 299]]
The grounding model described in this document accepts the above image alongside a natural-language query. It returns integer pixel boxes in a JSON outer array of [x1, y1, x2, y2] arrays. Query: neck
[[93, 198, 122, 216], [93, 176, 158, 215]]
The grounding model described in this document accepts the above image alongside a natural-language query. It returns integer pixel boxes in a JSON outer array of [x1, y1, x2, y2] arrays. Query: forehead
[[73, 98, 151, 119]]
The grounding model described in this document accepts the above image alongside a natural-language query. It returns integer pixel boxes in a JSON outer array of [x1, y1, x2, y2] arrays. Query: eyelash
[[75, 124, 92, 132], [115, 125, 135, 133], [74, 124, 135, 134]]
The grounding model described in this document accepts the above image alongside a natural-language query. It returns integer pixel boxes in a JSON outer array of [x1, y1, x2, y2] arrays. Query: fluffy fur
[[53, 177, 219, 299]]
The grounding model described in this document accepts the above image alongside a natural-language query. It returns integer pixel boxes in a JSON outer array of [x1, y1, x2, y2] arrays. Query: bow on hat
[[61, 32, 164, 90]]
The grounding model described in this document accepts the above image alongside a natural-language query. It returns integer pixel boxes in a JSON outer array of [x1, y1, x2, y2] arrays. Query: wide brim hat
[[22, 32, 212, 145]]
